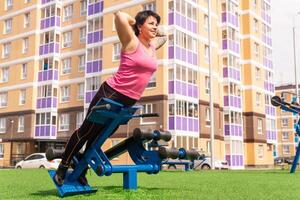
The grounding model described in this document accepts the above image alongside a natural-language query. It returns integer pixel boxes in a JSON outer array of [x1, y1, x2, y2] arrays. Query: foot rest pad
[[48, 170, 97, 197]]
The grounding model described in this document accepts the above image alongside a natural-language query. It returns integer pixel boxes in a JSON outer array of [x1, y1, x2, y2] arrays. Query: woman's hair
[[133, 10, 161, 36]]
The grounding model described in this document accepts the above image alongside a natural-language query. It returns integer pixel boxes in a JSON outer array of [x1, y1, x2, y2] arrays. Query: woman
[[54, 10, 167, 186]]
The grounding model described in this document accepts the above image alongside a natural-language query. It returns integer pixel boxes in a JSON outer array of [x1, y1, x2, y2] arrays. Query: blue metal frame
[[48, 98, 165, 197]]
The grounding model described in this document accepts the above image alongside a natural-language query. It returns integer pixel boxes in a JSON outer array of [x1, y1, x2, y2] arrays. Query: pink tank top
[[106, 41, 157, 100]]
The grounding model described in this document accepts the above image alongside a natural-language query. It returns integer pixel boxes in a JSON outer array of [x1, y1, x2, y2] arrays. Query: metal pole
[[208, 0, 215, 169], [293, 26, 299, 102], [293, 13, 300, 102]]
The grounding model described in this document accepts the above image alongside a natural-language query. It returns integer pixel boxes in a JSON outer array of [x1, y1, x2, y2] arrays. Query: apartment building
[[0, 0, 275, 169], [275, 84, 298, 159]]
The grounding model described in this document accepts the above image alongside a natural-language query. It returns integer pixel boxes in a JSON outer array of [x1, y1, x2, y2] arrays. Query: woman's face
[[139, 16, 158, 40]]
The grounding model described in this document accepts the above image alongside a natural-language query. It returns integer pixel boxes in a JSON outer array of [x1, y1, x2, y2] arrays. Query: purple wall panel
[[51, 126, 56, 136], [176, 116, 181, 130], [182, 117, 187, 131], [168, 12, 174, 25], [169, 117, 175, 130], [168, 81, 174, 94], [169, 46, 174, 59], [188, 118, 193, 131]]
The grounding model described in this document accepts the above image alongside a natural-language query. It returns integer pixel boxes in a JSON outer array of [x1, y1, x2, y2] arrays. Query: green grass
[[1, 169, 300, 200]]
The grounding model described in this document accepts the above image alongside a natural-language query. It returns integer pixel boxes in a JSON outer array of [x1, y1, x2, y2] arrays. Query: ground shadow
[[30, 189, 58, 197]]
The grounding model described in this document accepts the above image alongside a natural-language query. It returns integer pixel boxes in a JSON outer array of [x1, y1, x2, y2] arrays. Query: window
[[0, 93, 8, 107], [281, 118, 289, 127], [205, 76, 210, 94], [21, 63, 27, 80], [23, 38, 29, 53], [255, 67, 260, 80], [59, 114, 70, 131], [257, 118, 263, 134], [143, 2, 156, 11], [88, 17, 103, 33], [113, 43, 121, 61], [86, 77, 100, 91], [147, 73, 156, 88], [204, 14, 208, 31], [141, 103, 156, 124], [0, 144, 3, 158], [87, 46, 102, 61], [76, 112, 84, 129], [257, 144, 264, 159], [61, 85, 70, 102], [282, 132, 289, 140], [63, 31, 72, 47], [256, 92, 261, 106], [36, 112, 51, 125], [1, 67, 9, 82], [0, 118, 6, 133], [80, 27, 86, 43], [254, 18, 259, 33], [254, 42, 259, 57], [6, 0, 13, 10], [64, 4, 73, 21], [80, 0, 87, 16], [3, 43, 11, 58], [205, 45, 209, 61], [62, 58, 71, 74], [37, 85, 52, 98], [78, 55, 85, 71], [24, 13, 30, 28], [18, 116, 24, 132], [77, 83, 84, 100], [4, 18, 12, 34], [283, 145, 290, 154], [19, 89, 26, 105], [205, 107, 210, 126]]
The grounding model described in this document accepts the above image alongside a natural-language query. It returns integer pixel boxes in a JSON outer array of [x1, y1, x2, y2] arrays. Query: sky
[[272, 0, 300, 85]]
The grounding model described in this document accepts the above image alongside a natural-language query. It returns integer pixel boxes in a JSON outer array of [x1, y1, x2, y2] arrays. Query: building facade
[[0, 0, 275, 169], [275, 84, 298, 159]]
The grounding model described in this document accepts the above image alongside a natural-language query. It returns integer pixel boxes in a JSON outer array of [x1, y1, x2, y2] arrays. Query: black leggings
[[61, 81, 136, 165]]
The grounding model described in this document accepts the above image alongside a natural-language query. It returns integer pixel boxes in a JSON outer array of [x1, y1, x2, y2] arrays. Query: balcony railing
[[221, 12, 239, 27], [88, 0, 104, 16], [168, 116, 199, 132], [168, 45, 198, 65], [224, 124, 243, 136], [38, 69, 58, 82], [35, 125, 56, 138], [223, 66, 241, 81], [224, 95, 241, 108], [40, 16, 60, 29], [168, 12, 197, 34], [168, 80, 198, 98], [39, 42, 59, 55], [36, 97, 57, 109]]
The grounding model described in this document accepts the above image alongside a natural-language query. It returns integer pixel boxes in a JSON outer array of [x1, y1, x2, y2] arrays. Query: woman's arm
[[153, 26, 167, 50], [114, 11, 138, 52]]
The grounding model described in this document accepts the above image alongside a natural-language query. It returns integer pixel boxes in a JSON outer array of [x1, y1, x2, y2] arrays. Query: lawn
[[0, 169, 300, 200]]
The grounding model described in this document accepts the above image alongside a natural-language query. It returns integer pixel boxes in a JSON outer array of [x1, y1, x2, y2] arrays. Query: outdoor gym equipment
[[271, 95, 300, 173], [46, 98, 198, 197]]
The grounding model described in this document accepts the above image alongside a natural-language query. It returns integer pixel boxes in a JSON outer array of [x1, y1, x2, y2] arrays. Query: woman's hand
[[154, 26, 167, 50]]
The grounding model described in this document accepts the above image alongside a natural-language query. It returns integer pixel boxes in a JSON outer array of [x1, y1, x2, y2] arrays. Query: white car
[[15, 153, 61, 169], [192, 156, 229, 170]]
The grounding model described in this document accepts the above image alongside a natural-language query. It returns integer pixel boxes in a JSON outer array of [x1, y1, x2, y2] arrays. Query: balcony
[[226, 155, 244, 167], [266, 130, 276, 144], [224, 95, 241, 108], [224, 124, 243, 137], [40, 16, 60, 29], [36, 97, 57, 109], [38, 69, 58, 82], [168, 45, 197, 65], [35, 125, 56, 138], [41, 0, 55, 4], [168, 116, 199, 132], [221, 12, 239, 27], [168, 80, 198, 98], [39, 42, 59, 55], [223, 66, 241, 81], [168, 12, 197, 34], [261, 11, 271, 24], [86, 60, 102, 73], [262, 34, 272, 46], [263, 57, 273, 69], [85, 91, 97, 104], [87, 31, 103, 44], [264, 81, 275, 92], [265, 105, 275, 116], [88, 0, 104, 16], [222, 39, 240, 54]]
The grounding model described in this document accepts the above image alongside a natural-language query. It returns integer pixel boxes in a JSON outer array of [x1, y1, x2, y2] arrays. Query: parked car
[[15, 153, 61, 169], [192, 155, 229, 170]]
